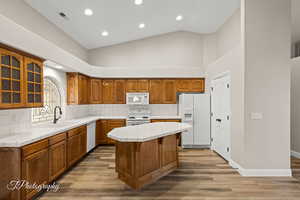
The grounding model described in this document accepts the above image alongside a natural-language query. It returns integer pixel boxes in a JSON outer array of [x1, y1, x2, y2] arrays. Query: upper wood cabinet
[[126, 79, 149, 92], [67, 73, 89, 105], [114, 80, 126, 104], [0, 47, 44, 109], [66, 77, 205, 105], [102, 80, 114, 104], [190, 79, 205, 92], [163, 80, 177, 104], [78, 74, 89, 104], [0, 48, 25, 108], [89, 78, 102, 104], [24, 57, 44, 108], [149, 79, 163, 104], [176, 78, 205, 93]]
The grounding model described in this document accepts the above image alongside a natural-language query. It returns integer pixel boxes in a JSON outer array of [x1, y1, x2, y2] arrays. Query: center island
[[108, 122, 192, 190]]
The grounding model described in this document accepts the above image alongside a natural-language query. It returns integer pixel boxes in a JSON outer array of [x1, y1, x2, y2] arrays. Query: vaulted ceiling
[[24, 0, 240, 49]]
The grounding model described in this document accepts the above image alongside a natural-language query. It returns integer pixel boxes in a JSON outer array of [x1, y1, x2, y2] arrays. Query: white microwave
[[126, 93, 149, 105]]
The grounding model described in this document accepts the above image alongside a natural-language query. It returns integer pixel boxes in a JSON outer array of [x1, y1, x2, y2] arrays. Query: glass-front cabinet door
[[24, 57, 43, 108], [0, 48, 24, 108]]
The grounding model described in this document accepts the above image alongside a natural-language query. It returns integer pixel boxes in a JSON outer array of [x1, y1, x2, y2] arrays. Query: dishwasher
[[87, 122, 96, 152]]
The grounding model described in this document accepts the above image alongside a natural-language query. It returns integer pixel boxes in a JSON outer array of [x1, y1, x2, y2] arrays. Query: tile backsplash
[[0, 104, 178, 137]]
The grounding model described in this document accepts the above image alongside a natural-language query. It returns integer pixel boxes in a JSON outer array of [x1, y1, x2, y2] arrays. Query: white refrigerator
[[179, 94, 211, 148]]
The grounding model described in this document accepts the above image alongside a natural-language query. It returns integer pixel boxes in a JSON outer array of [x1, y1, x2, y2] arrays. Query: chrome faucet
[[53, 106, 62, 124]]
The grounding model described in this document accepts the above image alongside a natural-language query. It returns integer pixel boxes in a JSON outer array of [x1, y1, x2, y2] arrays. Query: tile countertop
[[0, 115, 181, 148], [108, 122, 191, 142]]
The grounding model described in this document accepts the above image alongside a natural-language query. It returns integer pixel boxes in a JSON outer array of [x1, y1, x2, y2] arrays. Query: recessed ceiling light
[[176, 15, 183, 21], [84, 8, 93, 16], [134, 0, 143, 5], [55, 65, 63, 69], [139, 23, 145, 29], [101, 31, 109, 36]]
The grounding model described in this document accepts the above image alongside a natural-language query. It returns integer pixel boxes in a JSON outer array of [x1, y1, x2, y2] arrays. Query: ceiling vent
[[59, 12, 69, 20]]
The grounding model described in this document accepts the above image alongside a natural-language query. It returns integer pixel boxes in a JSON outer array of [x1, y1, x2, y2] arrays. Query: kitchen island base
[[115, 134, 180, 190]]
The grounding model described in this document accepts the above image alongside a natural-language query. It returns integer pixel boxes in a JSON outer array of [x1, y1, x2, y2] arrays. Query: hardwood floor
[[292, 156, 300, 180], [37, 146, 300, 200]]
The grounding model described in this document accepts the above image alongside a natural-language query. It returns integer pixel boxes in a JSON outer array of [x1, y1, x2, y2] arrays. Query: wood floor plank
[[37, 146, 300, 200]]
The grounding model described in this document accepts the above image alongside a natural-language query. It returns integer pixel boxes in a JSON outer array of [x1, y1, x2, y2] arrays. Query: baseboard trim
[[291, 150, 300, 159], [240, 169, 292, 177], [229, 159, 291, 177], [182, 145, 210, 149]]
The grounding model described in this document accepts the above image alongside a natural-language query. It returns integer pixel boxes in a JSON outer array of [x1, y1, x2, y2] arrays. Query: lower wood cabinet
[[49, 133, 67, 182], [22, 148, 49, 200], [0, 125, 89, 200], [67, 126, 87, 167], [96, 119, 126, 145], [151, 119, 181, 123]]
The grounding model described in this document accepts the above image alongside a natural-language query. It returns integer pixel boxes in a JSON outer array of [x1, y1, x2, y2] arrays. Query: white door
[[193, 94, 211, 146], [211, 74, 231, 161]]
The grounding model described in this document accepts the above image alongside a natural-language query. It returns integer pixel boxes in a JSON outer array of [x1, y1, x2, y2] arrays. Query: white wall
[[88, 31, 204, 68], [291, 57, 300, 154], [242, 0, 291, 171], [204, 8, 244, 165], [0, 0, 88, 61], [205, 46, 244, 165]]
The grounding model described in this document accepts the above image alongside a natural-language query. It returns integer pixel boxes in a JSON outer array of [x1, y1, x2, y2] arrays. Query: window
[[32, 78, 61, 122]]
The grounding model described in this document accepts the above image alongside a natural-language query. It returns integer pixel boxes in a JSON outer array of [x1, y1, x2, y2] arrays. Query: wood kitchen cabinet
[[126, 79, 149, 92], [96, 120, 108, 145], [21, 139, 49, 200], [67, 126, 87, 167], [151, 119, 181, 123], [24, 57, 44, 107], [0, 125, 89, 200], [78, 74, 89, 104], [102, 79, 114, 104], [0, 46, 44, 109], [66, 77, 205, 105], [163, 80, 177, 104], [67, 73, 89, 105], [114, 80, 126, 104], [49, 133, 67, 182], [149, 79, 163, 104], [96, 119, 125, 145], [0, 48, 25, 108], [89, 78, 102, 104], [176, 78, 205, 93], [107, 120, 126, 144], [190, 79, 205, 92]]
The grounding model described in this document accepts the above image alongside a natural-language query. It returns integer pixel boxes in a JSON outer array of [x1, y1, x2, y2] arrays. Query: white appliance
[[87, 122, 96, 152], [126, 105, 151, 126], [126, 93, 149, 105], [179, 94, 211, 148]]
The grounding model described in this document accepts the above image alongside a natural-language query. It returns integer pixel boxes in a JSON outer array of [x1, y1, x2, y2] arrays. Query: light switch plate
[[251, 112, 263, 120]]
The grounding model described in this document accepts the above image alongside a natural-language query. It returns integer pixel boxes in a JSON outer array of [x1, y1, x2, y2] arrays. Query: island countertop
[[108, 122, 191, 142]]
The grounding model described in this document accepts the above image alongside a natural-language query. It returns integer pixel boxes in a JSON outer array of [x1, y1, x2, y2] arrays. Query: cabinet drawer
[[22, 139, 49, 158], [49, 132, 66, 145], [68, 126, 84, 138]]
